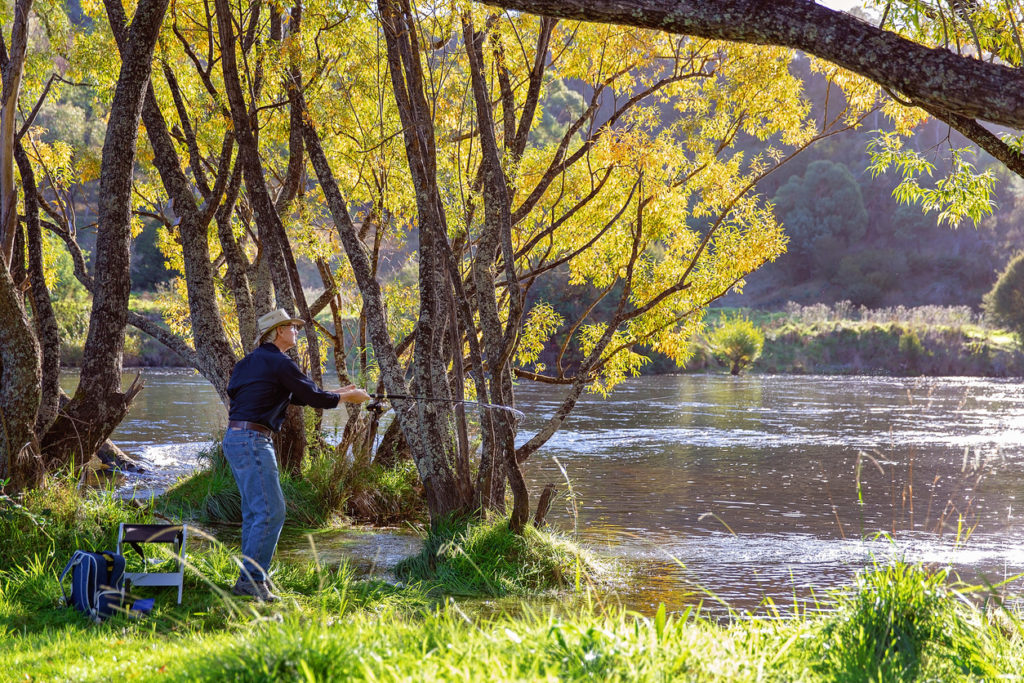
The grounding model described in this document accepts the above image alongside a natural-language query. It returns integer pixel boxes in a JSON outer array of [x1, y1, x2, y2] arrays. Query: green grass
[[4, 556, 1022, 681], [0, 477, 156, 572], [395, 515, 610, 596], [814, 561, 1024, 681], [4, 482, 1024, 681]]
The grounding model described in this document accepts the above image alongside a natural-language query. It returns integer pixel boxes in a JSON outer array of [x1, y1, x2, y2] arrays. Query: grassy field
[[3, 482, 1024, 681]]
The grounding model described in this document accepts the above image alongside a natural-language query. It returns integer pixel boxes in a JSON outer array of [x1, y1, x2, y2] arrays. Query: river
[[64, 370, 1024, 614]]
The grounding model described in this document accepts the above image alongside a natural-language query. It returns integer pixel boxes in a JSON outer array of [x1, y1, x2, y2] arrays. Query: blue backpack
[[58, 550, 127, 621]]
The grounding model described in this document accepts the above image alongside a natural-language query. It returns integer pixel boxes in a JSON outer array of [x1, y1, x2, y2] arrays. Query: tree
[[295, 1, 872, 530], [708, 315, 764, 375], [476, 1, 1024, 129], [983, 252, 1024, 345], [0, 0, 32, 266], [0, 0, 171, 489], [478, 0, 1024, 221], [0, 0, 40, 487], [772, 160, 867, 280], [36, 0, 169, 473]]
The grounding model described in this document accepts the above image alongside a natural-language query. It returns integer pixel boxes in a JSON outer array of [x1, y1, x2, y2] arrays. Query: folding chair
[[116, 523, 188, 604]]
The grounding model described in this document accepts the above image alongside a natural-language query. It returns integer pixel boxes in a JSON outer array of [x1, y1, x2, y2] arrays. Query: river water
[[67, 371, 1024, 614]]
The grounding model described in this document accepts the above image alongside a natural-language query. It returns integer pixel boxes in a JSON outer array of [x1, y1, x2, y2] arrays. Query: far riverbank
[[59, 301, 1024, 377], [684, 303, 1024, 377]]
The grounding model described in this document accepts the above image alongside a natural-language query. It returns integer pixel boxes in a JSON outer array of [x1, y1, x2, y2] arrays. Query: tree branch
[[478, 0, 1024, 129]]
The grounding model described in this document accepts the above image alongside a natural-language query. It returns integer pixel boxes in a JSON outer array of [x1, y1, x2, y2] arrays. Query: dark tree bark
[[0, 6, 37, 485], [479, 0, 1024, 130], [15, 142, 59, 434], [376, 0, 474, 519], [0, 0, 32, 267], [39, 0, 168, 469], [0, 254, 40, 490], [107, 0, 238, 401], [216, 164, 261, 353], [462, 13, 528, 531]]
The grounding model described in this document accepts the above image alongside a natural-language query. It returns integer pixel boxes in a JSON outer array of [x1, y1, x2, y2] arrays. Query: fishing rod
[[367, 393, 526, 420]]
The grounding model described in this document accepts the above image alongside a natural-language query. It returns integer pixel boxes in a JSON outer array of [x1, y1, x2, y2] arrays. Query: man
[[223, 308, 370, 601]]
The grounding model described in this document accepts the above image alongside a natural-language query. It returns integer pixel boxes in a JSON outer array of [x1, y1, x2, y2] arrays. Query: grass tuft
[[818, 561, 1000, 681], [395, 515, 606, 596]]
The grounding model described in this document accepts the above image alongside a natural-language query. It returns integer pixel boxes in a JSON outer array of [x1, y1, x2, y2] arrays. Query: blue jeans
[[222, 428, 286, 583]]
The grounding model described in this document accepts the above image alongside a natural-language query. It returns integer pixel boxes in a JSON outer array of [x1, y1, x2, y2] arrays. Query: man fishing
[[223, 308, 370, 602]]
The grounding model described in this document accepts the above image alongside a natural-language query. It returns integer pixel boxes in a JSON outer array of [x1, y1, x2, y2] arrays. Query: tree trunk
[[15, 142, 60, 434], [106, 0, 239, 400], [0, 255, 41, 490], [273, 406, 306, 477], [372, 407, 411, 468], [216, 164, 261, 353], [378, 0, 474, 521], [216, 0, 319, 471], [297, 74, 471, 524], [0, 0, 32, 267], [462, 14, 528, 530], [39, 0, 168, 470]]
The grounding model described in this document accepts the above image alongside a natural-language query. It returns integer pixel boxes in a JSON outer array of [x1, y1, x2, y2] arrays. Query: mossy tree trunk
[[39, 0, 169, 471], [15, 143, 60, 436], [0, 256, 41, 490]]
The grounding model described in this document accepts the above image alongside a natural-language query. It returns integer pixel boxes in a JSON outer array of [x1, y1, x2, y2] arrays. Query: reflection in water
[[80, 370, 1024, 614]]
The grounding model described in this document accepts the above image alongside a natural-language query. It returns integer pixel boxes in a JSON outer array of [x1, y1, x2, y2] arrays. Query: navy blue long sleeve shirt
[[226, 343, 340, 431]]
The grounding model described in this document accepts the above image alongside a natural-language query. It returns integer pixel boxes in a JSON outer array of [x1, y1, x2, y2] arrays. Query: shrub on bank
[[396, 515, 605, 596], [707, 315, 765, 375], [753, 309, 1023, 376], [983, 251, 1024, 346]]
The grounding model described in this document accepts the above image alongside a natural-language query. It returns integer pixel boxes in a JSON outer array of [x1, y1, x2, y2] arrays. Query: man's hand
[[338, 384, 371, 403]]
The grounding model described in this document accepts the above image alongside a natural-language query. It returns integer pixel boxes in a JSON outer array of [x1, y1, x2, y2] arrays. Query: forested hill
[[723, 55, 1021, 310]]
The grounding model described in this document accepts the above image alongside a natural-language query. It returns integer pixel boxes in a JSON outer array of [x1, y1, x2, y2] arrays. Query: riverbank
[[3, 484, 1022, 681], [60, 299, 1023, 375], [60, 293, 190, 368], [689, 303, 1024, 376]]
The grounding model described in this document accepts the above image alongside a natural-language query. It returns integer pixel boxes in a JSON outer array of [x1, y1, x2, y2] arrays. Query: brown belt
[[227, 420, 272, 437]]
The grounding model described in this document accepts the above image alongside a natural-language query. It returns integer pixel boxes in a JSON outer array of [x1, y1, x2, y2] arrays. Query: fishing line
[[368, 393, 527, 420]]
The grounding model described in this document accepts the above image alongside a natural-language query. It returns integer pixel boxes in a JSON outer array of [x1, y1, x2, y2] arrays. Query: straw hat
[[255, 309, 304, 347]]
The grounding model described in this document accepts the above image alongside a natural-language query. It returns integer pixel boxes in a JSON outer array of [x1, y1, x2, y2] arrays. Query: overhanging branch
[[479, 0, 1024, 130]]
